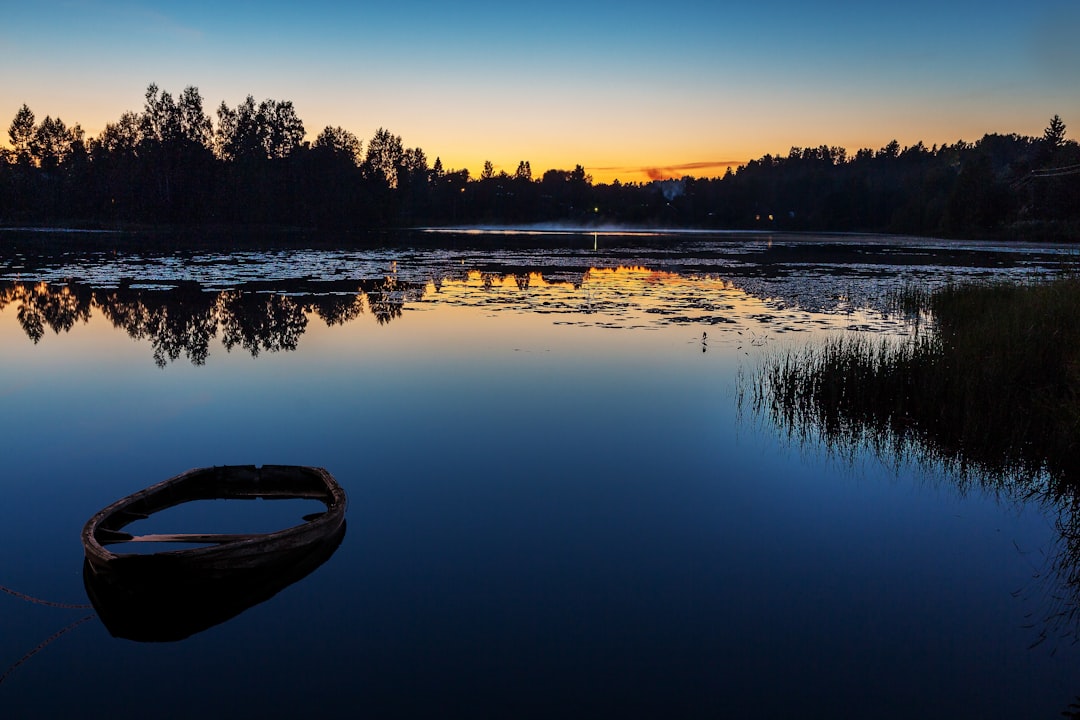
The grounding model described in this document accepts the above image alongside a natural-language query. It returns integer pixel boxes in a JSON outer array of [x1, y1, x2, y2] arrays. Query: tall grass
[[754, 333, 945, 467], [925, 278, 1080, 492], [750, 276, 1080, 641], [755, 277, 1080, 494]]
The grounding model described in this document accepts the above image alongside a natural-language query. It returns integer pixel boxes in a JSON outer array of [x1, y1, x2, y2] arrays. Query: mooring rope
[[0, 615, 96, 686], [0, 584, 93, 610]]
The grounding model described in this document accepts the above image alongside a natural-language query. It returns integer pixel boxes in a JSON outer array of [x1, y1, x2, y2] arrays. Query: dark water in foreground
[[0, 230, 1077, 718]]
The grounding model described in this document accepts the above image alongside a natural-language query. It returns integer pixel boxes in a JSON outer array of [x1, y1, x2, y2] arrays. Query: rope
[[0, 615, 96, 686], [1013, 164, 1080, 187], [1029, 167, 1080, 178], [0, 584, 93, 610]]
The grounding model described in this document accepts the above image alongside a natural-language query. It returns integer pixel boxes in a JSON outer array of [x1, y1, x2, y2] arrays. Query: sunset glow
[[2, 1, 1078, 184]]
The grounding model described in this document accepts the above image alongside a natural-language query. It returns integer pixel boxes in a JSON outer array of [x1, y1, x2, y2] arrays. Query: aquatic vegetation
[[754, 277, 1080, 492], [749, 276, 1080, 642]]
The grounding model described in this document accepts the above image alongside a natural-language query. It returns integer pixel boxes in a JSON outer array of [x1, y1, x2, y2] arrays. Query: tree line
[[2, 84, 1078, 239]]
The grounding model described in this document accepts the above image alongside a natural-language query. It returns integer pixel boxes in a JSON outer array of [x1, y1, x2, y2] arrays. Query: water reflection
[[83, 521, 345, 642], [3, 235, 1073, 367], [97, 283, 219, 366], [0, 278, 423, 366], [3, 235, 1080, 718], [0, 263, 913, 367], [744, 279, 1080, 650], [1, 283, 93, 343]]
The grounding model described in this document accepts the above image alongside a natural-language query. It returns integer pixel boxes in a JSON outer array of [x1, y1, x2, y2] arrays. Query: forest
[[2, 84, 1079, 240]]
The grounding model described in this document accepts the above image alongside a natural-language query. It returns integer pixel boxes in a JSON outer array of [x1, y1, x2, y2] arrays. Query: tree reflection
[[97, 284, 219, 367], [217, 291, 307, 357], [0, 278, 428, 366], [365, 276, 417, 325], [0, 283, 92, 343], [309, 291, 366, 326]]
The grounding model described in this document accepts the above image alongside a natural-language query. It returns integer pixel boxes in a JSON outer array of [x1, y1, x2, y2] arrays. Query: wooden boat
[[82, 465, 346, 575], [81, 465, 347, 641]]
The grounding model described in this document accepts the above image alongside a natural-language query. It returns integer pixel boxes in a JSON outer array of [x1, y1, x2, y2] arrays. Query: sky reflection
[[2, 237, 1079, 717]]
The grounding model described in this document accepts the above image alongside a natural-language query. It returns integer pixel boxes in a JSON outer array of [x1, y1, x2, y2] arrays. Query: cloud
[[592, 160, 745, 181]]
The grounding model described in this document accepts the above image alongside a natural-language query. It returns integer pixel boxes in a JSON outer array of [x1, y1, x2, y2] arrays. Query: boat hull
[[82, 464, 346, 575], [81, 465, 348, 641], [83, 520, 346, 642]]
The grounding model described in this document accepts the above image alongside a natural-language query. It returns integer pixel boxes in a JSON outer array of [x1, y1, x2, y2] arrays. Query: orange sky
[[2, 1, 1078, 184]]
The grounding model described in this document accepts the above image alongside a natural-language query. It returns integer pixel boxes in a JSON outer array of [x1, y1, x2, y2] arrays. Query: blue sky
[[2, 0, 1078, 182]]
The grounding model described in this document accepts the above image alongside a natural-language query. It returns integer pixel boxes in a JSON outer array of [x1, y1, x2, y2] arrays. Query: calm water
[[0, 230, 1077, 718]]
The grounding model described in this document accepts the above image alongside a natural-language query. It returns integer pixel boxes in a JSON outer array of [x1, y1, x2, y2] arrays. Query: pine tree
[[1044, 114, 1066, 148], [8, 104, 35, 166]]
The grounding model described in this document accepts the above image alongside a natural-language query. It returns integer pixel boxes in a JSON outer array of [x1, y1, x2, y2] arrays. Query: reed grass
[[754, 276, 1080, 494], [751, 276, 1080, 644]]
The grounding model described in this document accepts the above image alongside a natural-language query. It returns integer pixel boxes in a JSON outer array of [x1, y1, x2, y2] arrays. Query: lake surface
[[0, 229, 1078, 718]]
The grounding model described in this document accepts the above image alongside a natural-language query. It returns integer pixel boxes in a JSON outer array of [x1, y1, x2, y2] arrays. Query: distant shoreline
[[1, 224, 1075, 255]]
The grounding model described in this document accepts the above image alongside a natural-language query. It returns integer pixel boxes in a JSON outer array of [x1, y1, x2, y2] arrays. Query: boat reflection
[[83, 519, 345, 642]]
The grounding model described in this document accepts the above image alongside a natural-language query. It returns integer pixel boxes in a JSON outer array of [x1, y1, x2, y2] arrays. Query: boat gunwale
[[81, 465, 346, 572]]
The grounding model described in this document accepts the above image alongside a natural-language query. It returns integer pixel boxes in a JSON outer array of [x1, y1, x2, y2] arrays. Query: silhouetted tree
[[260, 99, 305, 159], [88, 110, 146, 221], [212, 94, 309, 222], [363, 127, 404, 188], [303, 125, 369, 228], [214, 95, 305, 162], [6, 84, 1080, 237], [134, 84, 216, 219], [30, 116, 80, 171], [1045, 114, 1067, 150], [178, 86, 213, 148], [313, 126, 362, 165], [216, 96, 257, 161], [397, 146, 430, 222], [876, 139, 901, 159], [570, 164, 591, 184], [8, 104, 35, 167], [400, 147, 428, 181], [94, 111, 144, 155], [4, 104, 39, 218], [142, 84, 181, 145]]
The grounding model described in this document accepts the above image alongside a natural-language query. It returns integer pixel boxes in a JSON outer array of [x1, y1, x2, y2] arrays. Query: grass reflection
[[747, 277, 1080, 645]]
